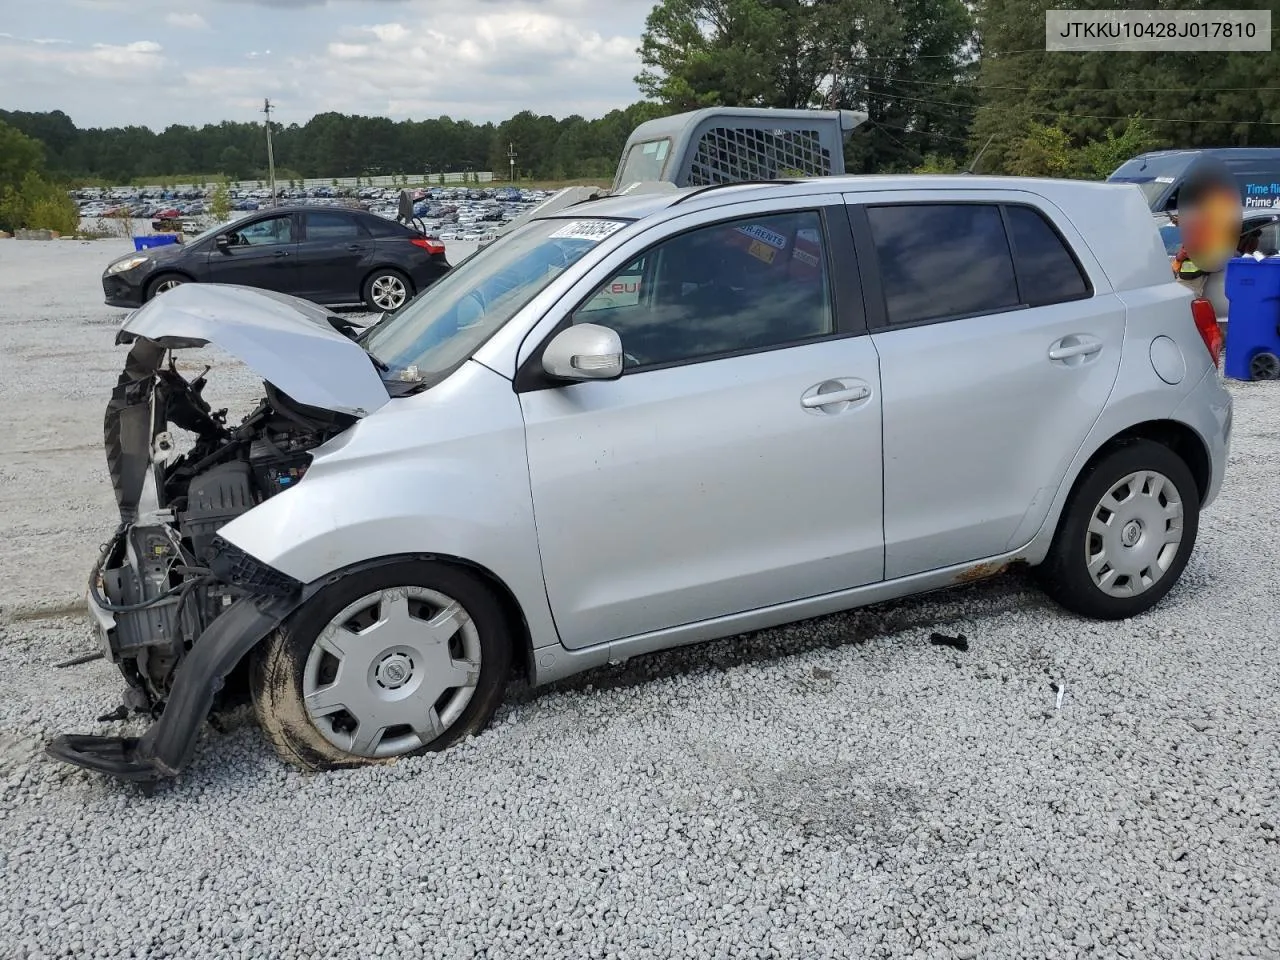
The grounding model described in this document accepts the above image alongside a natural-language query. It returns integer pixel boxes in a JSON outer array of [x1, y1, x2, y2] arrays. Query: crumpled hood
[[120, 283, 389, 417]]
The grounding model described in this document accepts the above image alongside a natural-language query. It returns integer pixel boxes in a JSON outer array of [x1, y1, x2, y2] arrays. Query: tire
[[145, 273, 188, 301], [1036, 440, 1200, 620], [362, 268, 412, 313], [249, 560, 513, 772]]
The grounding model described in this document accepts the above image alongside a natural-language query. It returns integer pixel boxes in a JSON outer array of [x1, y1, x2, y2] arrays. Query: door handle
[[801, 386, 869, 408], [347, 244, 362, 252], [274, 250, 289, 258], [1048, 337, 1102, 361]]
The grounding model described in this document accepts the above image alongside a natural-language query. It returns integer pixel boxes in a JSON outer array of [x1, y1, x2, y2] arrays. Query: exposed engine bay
[[92, 334, 355, 716]]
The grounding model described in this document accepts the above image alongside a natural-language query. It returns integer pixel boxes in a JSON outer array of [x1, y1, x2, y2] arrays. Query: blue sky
[[0, 0, 654, 129]]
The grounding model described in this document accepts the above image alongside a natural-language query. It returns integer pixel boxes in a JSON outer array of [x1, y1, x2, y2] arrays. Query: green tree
[[209, 181, 232, 222], [637, 0, 825, 110], [1006, 120, 1074, 178], [0, 120, 78, 233], [970, 0, 1280, 174], [637, 0, 977, 173]]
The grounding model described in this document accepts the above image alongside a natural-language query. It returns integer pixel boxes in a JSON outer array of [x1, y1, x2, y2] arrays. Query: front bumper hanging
[[46, 595, 294, 781]]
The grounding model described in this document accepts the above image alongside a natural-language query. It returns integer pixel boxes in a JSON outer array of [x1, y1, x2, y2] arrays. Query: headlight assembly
[[107, 256, 150, 275]]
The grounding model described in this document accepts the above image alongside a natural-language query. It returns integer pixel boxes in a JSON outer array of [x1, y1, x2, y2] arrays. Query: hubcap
[[1085, 470, 1184, 599], [371, 275, 407, 311], [301, 586, 481, 759], [154, 279, 183, 295]]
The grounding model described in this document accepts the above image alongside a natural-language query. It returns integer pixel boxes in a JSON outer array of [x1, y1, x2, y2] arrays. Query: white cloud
[[0, 0, 651, 128], [283, 3, 644, 122], [165, 12, 210, 29]]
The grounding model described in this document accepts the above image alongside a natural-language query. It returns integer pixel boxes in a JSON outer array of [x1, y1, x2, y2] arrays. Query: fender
[[215, 366, 562, 653]]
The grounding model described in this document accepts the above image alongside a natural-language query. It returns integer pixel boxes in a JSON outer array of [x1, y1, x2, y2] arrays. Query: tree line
[[4, 0, 1280, 201]]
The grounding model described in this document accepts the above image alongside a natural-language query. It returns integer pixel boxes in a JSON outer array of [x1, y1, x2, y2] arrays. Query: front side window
[[361, 217, 629, 385], [867, 204, 1018, 325], [571, 210, 834, 369], [229, 215, 292, 246]]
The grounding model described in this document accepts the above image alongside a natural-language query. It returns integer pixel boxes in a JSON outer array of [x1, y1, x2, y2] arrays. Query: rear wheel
[[363, 269, 412, 312], [249, 561, 513, 771], [145, 273, 187, 300], [1037, 440, 1199, 620]]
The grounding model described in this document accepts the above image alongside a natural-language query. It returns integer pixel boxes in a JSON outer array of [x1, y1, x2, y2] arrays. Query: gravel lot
[[0, 237, 1277, 959]]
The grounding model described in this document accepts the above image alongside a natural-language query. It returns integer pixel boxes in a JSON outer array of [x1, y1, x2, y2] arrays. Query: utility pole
[[507, 142, 518, 183], [263, 98, 277, 208]]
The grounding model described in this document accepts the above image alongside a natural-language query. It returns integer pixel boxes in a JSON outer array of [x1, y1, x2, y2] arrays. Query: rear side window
[[867, 204, 1018, 325], [305, 212, 364, 240], [1005, 205, 1090, 305], [365, 216, 413, 238]]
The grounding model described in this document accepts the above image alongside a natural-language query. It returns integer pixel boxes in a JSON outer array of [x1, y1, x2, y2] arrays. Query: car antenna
[[963, 135, 996, 176]]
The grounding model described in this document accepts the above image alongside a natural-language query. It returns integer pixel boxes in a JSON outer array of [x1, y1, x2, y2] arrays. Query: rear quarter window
[[364, 216, 414, 238], [1005, 205, 1091, 306]]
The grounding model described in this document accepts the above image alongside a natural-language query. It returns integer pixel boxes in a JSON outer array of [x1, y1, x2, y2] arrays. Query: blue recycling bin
[[1224, 257, 1280, 381], [133, 234, 180, 251]]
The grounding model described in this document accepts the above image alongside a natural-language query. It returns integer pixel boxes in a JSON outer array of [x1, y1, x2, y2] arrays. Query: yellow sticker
[[747, 239, 777, 264]]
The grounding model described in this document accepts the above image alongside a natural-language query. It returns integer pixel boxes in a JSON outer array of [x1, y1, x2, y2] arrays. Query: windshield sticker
[[736, 224, 789, 249], [746, 239, 778, 264], [792, 247, 821, 268], [1154, 176, 1176, 183], [549, 220, 626, 242]]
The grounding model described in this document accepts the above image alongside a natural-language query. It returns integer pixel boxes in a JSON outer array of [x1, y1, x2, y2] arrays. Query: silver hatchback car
[[54, 176, 1232, 782]]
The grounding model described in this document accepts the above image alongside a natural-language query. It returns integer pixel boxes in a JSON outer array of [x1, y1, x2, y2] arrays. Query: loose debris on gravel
[[0, 239, 1277, 959]]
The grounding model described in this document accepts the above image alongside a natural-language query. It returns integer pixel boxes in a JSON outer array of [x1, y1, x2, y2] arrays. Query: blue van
[[1109, 148, 1280, 213]]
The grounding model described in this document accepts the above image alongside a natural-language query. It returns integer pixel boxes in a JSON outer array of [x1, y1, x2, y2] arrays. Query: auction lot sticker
[[550, 220, 627, 242], [1046, 10, 1270, 51]]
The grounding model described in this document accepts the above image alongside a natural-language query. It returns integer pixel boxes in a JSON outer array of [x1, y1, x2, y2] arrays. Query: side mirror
[[215, 234, 231, 251], [542, 323, 624, 381]]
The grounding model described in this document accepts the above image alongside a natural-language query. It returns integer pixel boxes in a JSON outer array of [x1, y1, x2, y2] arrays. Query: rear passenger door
[[846, 192, 1124, 580], [295, 210, 372, 303]]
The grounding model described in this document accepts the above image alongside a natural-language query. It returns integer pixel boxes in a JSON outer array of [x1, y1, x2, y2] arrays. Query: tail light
[[1190, 298, 1223, 366], [410, 237, 446, 255]]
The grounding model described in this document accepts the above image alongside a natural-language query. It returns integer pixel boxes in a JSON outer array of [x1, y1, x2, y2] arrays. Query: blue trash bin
[[1224, 257, 1280, 381], [133, 234, 181, 251]]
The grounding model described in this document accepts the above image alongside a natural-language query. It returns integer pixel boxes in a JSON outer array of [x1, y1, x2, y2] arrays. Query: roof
[[626, 107, 866, 143], [1128, 147, 1280, 161], [533, 174, 1146, 223]]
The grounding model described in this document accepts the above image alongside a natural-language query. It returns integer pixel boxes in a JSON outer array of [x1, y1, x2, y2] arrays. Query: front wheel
[[1037, 440, 1200, 620], [362, 269, 412, 313], [145, 273, 187, 301], [250, 561, 513, 771]]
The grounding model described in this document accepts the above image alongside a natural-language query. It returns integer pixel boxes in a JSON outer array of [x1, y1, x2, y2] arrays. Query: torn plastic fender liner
[[46, 593, 298, 780]]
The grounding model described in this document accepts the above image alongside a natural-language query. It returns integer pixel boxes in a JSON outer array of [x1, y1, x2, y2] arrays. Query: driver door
[[518, 201, 885, 650], [205, 213, 300, 292]]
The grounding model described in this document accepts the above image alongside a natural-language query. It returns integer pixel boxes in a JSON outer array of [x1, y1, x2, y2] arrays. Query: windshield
[[617, 139, 672, 185], [1109, 154, 1195, 208], [360, 217, 630, 384]]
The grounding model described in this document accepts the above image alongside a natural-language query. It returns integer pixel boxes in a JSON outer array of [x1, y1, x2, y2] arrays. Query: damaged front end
[[48, 284, 389, 781]]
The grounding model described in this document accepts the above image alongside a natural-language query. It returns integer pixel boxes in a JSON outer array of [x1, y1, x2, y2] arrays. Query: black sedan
[[102, 206, 451, 312]]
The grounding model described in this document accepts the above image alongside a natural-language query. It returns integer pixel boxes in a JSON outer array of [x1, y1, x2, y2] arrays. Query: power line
[[849, 71, 1280, 95], [855, 86, 1280, 126]]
